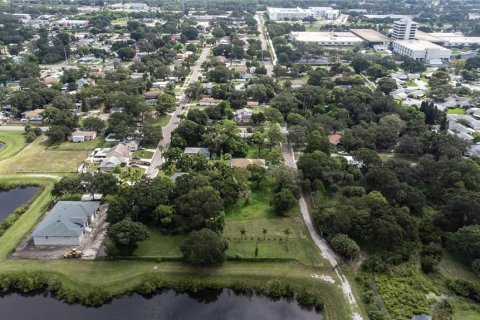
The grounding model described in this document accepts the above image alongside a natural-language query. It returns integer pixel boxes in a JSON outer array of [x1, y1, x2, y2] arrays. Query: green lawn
[[406, 79, 417, 87], [447, 108, 466, 115], [135, 228, 184, 257], [47, 138, 103, 151], [453, 310, 480, 320], [246, 145, 269, 160], [439, 251, 480, 284], [0, 131, 28, 161], [132, 150, 154, 159], [144, 115, 171, 128], [0, 136, 87, 173]]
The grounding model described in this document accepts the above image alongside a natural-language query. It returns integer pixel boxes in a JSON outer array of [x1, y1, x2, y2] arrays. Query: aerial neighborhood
[[0, 0, 480, 319]]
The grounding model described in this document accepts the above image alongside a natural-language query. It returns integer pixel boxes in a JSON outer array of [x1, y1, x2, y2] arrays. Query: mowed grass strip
[[0, 136, 87, 173], [0, 131, 28, 161]]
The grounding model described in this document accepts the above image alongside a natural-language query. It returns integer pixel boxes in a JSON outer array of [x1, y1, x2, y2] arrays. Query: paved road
[[255, 13, 275, 76], [145, 46, 211, 178], [282, 142, 363, 320]]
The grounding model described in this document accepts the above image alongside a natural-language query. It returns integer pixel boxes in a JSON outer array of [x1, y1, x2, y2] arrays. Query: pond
[[0, 289, 323, 320], [0, 186, 39, 222], [0, 142, 4, 150]]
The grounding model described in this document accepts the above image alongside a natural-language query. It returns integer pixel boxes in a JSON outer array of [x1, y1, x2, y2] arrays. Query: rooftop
[[350, 29, 391, 43], [393, 40, 450, 51], [291, 32, 362, 43], [32, 201, 100, 238]]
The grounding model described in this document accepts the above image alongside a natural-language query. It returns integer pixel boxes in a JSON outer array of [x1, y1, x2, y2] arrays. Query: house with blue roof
[[32, 201, 101, 246]]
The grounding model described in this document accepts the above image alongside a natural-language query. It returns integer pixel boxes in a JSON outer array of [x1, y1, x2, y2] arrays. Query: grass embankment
[[0, 136, 87, 173], [0, 131, 28, 161]]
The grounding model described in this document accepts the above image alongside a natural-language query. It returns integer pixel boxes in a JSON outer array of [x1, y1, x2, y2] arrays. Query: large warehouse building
[[267, 7, 339, 21], [392, 40, 451, 65], [416, 31, 480, 47], [290, 31, 363, 46]]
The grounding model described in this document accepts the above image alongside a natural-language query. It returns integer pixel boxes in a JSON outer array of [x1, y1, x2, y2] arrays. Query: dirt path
[[282, 142, 363, 320]]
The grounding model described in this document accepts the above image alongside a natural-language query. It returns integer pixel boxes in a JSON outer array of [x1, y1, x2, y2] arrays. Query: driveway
[[282, 142, 363, 320], [145, 46, 211, 178]]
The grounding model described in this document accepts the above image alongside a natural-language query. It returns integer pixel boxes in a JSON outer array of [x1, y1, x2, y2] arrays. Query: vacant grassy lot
[[0, 131, 27, 161], [132, 150, 154, 159], [135, 181, 319, 265], [0, 136, 87, 173], [47, 138, 103, 151]]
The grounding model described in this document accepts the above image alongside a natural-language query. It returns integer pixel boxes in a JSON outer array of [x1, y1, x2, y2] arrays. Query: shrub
[[472, 259, 480, 277], [329, 233, 360, 259]]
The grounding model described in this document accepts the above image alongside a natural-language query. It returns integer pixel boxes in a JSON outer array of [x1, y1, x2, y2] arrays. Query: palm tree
[[262, 228, 268, 240], [240, 227, 246, 240], [283, 228, 292, 252], [283, 228, 291, 242]]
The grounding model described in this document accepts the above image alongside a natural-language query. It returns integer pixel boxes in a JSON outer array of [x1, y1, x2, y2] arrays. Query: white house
[[71, 130, 97, 142], [32, 201, 101, 246]]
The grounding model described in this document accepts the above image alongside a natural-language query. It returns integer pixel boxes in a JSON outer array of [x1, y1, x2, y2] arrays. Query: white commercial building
[[392, 18, 417, 40], [416, 32, 480, 47], [392, 40, 451, 65], [290, 32, 363, 46], [267, 7, 339, 21]]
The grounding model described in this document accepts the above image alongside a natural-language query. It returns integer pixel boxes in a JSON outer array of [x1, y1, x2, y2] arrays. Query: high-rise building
[[392, 18, 417, 40]]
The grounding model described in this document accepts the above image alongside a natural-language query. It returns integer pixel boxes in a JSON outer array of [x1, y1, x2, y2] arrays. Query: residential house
[[21, 109, 45, 121], [328, 134, 342, 146], [32, 201, 101, 246], [235, 108, 253, 124], [184, 147, 211, 159], [99, 156, 123, 172], [199, 97, 222, 106], [107, 143, 131, 159], [70, 130, 97, 142]]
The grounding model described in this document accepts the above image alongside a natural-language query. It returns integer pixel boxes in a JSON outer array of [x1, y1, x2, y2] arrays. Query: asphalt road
[[281, 142, 363, 320], [255, 13, 275, 76], [145, 46, 211, 178]]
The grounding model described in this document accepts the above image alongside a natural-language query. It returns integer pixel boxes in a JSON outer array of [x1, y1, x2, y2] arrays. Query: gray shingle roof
[[32, 201, 100, 238]]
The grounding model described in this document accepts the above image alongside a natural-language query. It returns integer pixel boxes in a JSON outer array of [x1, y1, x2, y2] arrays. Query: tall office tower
[[392, 18, 418, 40]]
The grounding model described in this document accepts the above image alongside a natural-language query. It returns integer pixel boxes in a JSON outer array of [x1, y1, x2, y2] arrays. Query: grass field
[[0, 131, 28, 161], [132, 150, 154, 159], [145, 115, 172, 128], [447, 107, 466, 115], [0, 136, 87, 173], [47, 138, 103, 151]]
